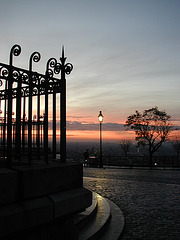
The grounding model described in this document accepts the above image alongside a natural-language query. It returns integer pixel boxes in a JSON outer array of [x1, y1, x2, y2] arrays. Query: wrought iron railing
[[0, 44, 73, 167]]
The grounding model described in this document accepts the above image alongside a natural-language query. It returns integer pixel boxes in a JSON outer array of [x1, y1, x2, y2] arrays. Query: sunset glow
[[66, 130, 135, 142], [0, 0, 179, 144]]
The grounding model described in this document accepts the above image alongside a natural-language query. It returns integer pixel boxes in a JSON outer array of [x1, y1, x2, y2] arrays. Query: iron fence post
[[60, 47, 66, 163]]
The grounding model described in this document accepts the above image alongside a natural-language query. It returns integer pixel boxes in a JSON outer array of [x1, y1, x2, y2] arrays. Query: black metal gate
[[0, 44, 73, 167]]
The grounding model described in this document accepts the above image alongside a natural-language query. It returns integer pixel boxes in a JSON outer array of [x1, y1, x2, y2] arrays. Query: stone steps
[[98, 198, 125, 240], [74, 192, 98, 229], [75, 192, 125, 240]]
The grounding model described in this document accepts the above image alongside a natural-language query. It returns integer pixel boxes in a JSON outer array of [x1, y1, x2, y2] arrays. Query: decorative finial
[[62, 45, 65, 58], [60, 45, 66, 64]]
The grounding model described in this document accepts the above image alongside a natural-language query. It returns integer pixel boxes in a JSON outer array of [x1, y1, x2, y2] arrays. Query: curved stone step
[[78, 193, 111, 240], [74, 192, 98, 229], [98, 198, 125, 240]]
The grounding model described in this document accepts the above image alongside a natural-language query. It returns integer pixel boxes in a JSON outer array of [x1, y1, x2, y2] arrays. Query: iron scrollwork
[[0, 66, 9, 79], [46, 58, 57, 78], [65, 63, 73, 75], [29, 51, 41, 72], [0, 44, 73, 167], [10, 44, 21, 65]]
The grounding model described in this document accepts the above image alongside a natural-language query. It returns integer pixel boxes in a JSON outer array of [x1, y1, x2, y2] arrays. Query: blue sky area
[[0, 0, 180, 136]]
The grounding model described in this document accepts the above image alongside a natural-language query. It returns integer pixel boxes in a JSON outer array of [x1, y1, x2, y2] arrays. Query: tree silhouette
[[119, 140, 132, 161], [125, 107, 172, 167]]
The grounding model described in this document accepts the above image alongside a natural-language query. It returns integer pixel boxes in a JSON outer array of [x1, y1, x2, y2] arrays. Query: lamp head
[[98, 111, 104, 122]]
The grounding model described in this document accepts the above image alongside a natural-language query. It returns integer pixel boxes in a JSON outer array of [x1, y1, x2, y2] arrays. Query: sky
[[0, 0, 180, 142]]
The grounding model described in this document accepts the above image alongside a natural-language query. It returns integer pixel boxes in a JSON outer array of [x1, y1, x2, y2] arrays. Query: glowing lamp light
[[98, 111, 103, 168], [98, 111, 104, 123]]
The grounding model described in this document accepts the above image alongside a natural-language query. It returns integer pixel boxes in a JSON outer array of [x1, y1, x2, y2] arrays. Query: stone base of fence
[[0, 162, 92, 239]]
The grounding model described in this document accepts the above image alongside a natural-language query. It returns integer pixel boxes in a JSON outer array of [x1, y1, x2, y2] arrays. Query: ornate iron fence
[[0, 44, 73, 167]]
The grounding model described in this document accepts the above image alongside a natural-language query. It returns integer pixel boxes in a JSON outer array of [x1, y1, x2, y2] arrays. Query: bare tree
[[125, 107, 172, 168], [119, 140, 132, 161]]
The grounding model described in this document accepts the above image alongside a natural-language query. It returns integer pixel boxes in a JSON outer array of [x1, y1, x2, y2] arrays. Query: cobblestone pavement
[[83, 167, 180, 240]]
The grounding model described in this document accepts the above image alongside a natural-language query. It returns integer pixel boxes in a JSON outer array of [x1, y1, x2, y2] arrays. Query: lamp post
[[98, 111, 104, 168]]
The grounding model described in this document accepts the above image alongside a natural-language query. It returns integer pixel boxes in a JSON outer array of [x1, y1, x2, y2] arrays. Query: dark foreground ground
[[83, 167, 180, 240]]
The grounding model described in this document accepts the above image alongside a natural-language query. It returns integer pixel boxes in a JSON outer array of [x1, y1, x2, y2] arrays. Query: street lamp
[[98, 111, 104, 168]]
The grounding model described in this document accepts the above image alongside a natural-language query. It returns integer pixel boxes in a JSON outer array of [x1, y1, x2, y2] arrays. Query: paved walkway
[[83, 167, 180, 240]]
